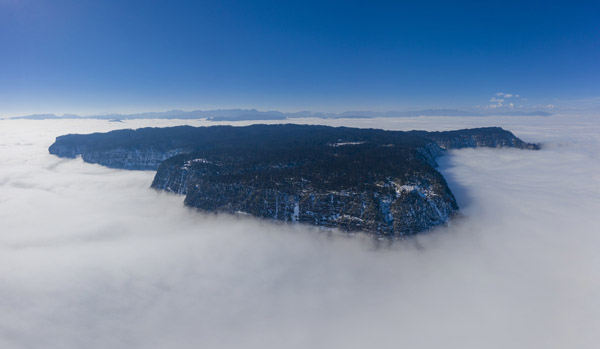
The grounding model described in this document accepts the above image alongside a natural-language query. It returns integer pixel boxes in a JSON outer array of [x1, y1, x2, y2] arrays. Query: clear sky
[[1, 0, 599, 116]]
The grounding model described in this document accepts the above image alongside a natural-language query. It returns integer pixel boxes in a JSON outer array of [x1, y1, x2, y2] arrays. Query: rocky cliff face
[[415, 127, 540, 150], [50, 144, 184, 170], [49, 124, 538, 236], [182, 174, 457, 236], [152, 144, 457, 236], [49, 129, 194, 170]]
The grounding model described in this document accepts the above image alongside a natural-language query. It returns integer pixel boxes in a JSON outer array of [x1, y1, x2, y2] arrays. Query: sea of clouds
[[1, 115, 599, 348]]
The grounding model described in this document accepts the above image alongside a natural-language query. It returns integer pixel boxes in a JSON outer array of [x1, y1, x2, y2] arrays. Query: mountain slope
[[49, 124, 538, 236]]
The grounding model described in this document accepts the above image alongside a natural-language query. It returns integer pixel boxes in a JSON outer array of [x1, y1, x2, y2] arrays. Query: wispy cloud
[[486, 92, 527, 109]]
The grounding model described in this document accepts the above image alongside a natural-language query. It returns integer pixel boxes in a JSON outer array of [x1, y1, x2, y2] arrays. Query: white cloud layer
[[1, 115, 599, 348]]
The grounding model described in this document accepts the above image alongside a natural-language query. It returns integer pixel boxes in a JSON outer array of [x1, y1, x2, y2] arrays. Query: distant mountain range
[[9, 108, 552, 121]]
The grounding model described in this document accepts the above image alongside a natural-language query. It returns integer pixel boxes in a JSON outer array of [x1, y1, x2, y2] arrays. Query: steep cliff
[[413, 127, 539, 150], [49, 124, 538, 236], [152, 140, 457, 236]]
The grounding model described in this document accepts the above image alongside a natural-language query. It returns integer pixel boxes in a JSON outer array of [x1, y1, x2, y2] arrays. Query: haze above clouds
[[1, 115, 599, 348]]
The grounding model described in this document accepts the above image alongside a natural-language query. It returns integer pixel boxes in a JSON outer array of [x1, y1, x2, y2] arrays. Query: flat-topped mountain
[[49, 125, 538, 236]]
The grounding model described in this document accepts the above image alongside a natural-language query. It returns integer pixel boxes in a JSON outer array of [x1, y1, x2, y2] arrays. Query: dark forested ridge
[[49, 124, 538, 236]]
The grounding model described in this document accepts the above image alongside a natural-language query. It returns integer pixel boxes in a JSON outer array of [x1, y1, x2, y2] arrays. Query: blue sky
[[1, 0, 599, 116]]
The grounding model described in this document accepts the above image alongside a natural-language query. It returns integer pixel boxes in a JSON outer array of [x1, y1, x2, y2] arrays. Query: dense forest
[[49, 124, 538, 236]]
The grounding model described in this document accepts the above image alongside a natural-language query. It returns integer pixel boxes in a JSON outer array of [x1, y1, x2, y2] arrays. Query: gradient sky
[[1, 0, 599, 116]]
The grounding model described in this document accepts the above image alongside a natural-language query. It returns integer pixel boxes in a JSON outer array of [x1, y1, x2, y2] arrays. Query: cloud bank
[[1, 115, 599, 348]]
